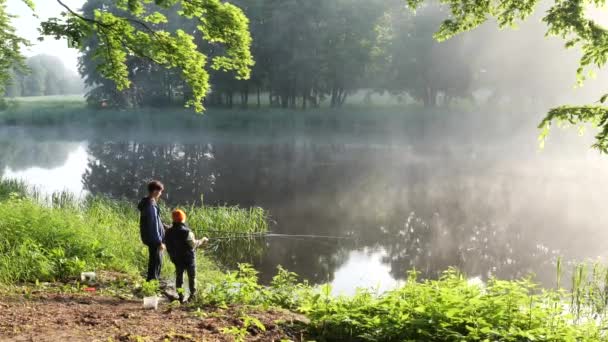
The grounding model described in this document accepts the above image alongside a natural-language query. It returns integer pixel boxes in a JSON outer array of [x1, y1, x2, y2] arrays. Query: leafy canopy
[[5, 0, 254, 112], [407, 0, 608, 152]]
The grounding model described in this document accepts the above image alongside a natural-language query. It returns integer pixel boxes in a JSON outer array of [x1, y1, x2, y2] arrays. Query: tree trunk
[[340, 91, 348, 106], [240, 90, 249, 109], [423, 87, 437, 107], [257, 87, 261, 108], [330, 88, 338, 108], [363, 91, 372, 105], [227, 92, 234, 108], [290, 93, 296, 108]]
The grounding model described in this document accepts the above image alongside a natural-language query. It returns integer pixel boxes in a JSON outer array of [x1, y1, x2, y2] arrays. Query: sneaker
[[162, 290, 180, 302], [184, 292, 196, 303]]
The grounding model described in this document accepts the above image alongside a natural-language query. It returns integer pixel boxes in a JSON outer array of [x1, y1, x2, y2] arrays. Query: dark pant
[[146, 245, 163, 281], [175, 262, 196, 299]]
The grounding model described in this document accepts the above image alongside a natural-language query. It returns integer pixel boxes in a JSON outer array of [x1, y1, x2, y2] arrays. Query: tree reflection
[[0, 139, 79, 177]]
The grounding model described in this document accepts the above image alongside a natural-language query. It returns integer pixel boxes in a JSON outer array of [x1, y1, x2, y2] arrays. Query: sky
[[6, 0, 85, 72]]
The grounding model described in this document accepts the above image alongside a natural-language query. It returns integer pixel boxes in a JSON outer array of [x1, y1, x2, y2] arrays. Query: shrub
[[300, 268, 608, 341]]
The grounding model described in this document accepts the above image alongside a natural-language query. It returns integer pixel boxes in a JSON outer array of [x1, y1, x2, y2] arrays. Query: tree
[[3, 54, 84, 97], [0, 0, 31, 98], [78, 0, 387, 110], [4, 69, 24, 97], [373, 4, 474, 107], [406, 0, 608, 151], [23, 57, 46, 96], [1, 0, 254, 112], [322, 0, 386, 107]]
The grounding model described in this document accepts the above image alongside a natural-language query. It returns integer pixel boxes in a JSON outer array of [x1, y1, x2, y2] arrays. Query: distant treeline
[[3, 55, 84, 98], [80, 0, 598, 110]]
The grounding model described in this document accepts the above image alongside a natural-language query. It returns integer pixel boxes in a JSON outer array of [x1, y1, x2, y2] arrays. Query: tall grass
[[0, 179, 29, 200], [0, 179, 269, 284], [185, 203, 268, 236]]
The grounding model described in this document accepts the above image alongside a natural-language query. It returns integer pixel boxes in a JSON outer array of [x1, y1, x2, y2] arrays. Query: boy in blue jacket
[[137, 180, 168, 281]]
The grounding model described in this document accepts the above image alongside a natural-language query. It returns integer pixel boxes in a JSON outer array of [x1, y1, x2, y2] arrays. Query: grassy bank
[[2, 179, 608, 341], [0, 179, 268, 284], [0, 96, 533, 141]]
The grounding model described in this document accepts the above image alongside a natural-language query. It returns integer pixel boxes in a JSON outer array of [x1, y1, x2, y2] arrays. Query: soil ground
[[0, 292, 308, 342]]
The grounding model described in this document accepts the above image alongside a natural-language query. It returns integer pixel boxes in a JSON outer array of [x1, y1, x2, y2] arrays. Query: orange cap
[[172, 209, 187, 223]]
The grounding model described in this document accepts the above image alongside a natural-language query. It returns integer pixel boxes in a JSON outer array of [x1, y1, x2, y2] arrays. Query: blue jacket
[[138, 197, 165, 247]]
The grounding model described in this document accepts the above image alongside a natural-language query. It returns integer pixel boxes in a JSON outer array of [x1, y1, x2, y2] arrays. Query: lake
[[2, 119, 608, 294]]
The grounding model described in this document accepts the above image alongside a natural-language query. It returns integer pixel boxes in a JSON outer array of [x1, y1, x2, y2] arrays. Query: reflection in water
[[78, 141, 608, 287], [3, 144, 88, 195], [3, 136, 608, 290], [331, 248, 401, 296], [0, 139, 82, 174]]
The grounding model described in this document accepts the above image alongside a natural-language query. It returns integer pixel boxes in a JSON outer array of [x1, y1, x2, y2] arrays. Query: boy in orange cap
[[163, 209, 208, 302]]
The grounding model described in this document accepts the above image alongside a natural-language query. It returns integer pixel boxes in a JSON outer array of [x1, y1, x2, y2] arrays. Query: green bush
[[300, 269, 608, 341], [193, 264, 310, 309], [191, 264, 608, 341]]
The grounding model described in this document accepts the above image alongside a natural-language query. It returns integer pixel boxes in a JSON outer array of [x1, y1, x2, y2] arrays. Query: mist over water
[[2, 110, 607, 292]]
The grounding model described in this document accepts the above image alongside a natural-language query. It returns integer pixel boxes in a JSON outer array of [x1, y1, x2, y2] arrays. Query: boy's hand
[[201, 237, 209, 244], [159, 243, 166, 251]]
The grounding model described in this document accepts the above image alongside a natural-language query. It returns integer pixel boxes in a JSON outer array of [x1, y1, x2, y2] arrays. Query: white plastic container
[[80, 272, 96, 282], [143, 296, 159, 310]]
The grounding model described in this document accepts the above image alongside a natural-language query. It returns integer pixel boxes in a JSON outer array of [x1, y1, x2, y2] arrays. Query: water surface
[[3, 123, 607, 293]]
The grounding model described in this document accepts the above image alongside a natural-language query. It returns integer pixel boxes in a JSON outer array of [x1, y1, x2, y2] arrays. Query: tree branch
[[55, 0, 110, 27]]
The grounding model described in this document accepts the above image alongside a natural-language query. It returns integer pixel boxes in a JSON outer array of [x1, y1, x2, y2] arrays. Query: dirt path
[[0, 293, 308, 341]]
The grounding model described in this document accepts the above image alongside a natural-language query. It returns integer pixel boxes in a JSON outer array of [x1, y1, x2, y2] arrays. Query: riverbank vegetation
[[0, 179, 268, 284], [199, 265, 608, 341], [2, 178, 608, 341]]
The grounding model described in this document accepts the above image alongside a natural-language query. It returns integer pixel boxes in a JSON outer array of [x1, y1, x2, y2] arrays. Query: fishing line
[[203, 232, 355, 241], [271, 236, 340, 248], [265, 233, 354, 240]]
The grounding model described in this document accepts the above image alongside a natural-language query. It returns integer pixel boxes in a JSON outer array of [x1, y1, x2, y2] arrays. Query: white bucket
[[80, 272, 96, 282], [143, 296, 159, 310]]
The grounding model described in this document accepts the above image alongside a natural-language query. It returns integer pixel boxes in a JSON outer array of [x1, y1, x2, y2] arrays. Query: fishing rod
[[201, 231, 355, 241]]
